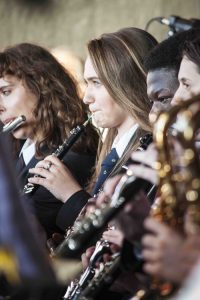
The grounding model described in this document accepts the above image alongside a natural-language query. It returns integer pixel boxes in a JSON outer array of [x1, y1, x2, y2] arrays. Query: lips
[[2, 117, 16, 125]]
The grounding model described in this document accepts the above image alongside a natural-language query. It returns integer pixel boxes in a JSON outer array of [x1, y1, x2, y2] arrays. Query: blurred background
[[0, 0, 199, 87], [1, 0, 199, 56]]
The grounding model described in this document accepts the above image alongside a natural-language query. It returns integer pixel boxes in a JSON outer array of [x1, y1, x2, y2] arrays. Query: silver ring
[[45, 162, 52, 171]]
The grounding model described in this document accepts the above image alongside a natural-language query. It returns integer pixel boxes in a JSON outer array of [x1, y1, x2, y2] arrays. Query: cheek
[[193, 85, 200, 96]]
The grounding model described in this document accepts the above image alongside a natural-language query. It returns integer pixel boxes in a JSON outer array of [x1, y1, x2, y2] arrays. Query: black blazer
[[17, 150, 96, 239]]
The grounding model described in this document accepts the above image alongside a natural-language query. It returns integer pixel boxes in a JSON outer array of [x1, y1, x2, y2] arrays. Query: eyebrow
[[179, 76, 190, 81], [84, 76, 99, 81], [0, 83, 13, 89], [148, 87, 169, 97], [0, 82, 13, 89]]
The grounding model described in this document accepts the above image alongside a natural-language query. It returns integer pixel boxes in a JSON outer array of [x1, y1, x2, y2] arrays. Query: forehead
[[178, 56, 200, 79], [0, 75, 20, 87], [147, 69, 178, 94], [84, 56, 98, 78]]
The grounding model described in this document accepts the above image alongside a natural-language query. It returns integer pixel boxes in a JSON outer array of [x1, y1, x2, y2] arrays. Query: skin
[[172, 56, 200, 105], [0, 75, 38, 140], [142, 57, 200, 283], [147, 68, 179, 123], [28, 56, 136, 202], [83, 57, 135, 139], [142, 218, 200, 284]]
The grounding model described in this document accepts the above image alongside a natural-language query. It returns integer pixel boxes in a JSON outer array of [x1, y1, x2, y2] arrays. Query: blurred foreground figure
[[0, 133, 58, 299]]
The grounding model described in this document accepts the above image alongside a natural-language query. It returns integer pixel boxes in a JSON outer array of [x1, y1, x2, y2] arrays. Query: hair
[[0, 43, 99, 158], [144, 29, 200, 74], [183, 37, 200, 71], [87, 27, 158, 183]]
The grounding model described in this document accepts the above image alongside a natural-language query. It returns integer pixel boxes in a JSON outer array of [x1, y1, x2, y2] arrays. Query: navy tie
[[92, 148, 119, 196], [16, 154, 25, 175]]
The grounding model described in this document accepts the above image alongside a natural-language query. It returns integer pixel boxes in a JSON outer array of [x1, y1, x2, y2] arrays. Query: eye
[[157, 97, 171, 104], [92, 79, 101, 86], [2, 89, 11, 96], [182, 82, 190, 89]]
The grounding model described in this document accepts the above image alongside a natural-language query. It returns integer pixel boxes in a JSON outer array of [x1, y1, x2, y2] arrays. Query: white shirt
[[112, 124, 139, 158], [19, 138, 35, 165]]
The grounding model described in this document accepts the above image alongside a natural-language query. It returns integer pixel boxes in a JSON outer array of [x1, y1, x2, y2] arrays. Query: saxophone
[[135, 95, 200, 300], [153, 95, 200, 232]]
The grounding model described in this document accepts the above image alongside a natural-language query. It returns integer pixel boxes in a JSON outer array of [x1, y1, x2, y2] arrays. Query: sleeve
[[56, 189, 91, 231]]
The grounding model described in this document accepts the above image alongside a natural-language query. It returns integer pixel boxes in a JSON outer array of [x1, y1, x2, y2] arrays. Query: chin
[[12, 128, 27, 140]]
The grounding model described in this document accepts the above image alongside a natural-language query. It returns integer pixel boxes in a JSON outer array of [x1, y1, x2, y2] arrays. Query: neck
[[115, 116, 136, 142]]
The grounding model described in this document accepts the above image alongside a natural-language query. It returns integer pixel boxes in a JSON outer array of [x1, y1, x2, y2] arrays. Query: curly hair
[[0, 43, 99, 158]]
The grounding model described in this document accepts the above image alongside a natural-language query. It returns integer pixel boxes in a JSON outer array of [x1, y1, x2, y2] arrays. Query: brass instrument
[[2, 115, 26, 133], [23, 116, 92, 195], [153, 96, 200, 229], [135, 95, 200, 300]]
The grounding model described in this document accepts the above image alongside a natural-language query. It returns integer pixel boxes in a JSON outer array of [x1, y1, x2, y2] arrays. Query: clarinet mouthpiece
[[83, 114, 92, 127]]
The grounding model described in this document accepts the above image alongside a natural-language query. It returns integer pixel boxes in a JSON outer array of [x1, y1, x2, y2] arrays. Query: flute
[[2, 115, 26, 133], [23, 116, 92, 195]]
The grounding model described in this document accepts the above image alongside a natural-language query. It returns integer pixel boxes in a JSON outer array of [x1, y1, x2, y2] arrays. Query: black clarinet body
[[23, 118, 91, 195], [55, 133, 154, 258]]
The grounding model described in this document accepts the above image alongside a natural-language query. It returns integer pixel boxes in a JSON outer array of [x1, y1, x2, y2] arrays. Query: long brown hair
[[0, 43, 99, 158], [87, 27, 157, 184]]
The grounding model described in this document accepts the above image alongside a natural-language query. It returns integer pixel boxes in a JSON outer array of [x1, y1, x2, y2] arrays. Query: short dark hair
[[183, 37, 200, 71], [144, 29, 200, 73]]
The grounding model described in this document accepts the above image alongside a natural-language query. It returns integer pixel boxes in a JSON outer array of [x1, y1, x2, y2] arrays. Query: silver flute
[[23, 116, 92, 195], [2, 115, 26, 133]]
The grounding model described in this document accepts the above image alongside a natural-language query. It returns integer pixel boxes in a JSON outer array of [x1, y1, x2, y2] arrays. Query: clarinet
[[2, 115, 26, 133], [55, 134, 154, 258], [64, 239, 110, 300], [23, 116, 91, 195], [78, 253, 121, 300]]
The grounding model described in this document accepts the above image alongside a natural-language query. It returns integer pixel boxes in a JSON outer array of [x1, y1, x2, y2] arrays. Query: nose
[[83, 86, 95, 105], [171, 86, 184, 106], [0, 99, 5, 115]]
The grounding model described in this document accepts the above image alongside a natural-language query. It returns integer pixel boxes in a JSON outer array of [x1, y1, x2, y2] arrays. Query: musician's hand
[[129, 144, 158, 185], [95, 175, 122, 207], [102, 228, 124, 248], [28, 155, 81, 202], [81, 246, 95, 269], [132, 143, 157, 167], [116, 191, 151, 244], [141, 217, 200, 283], [47, 232, 65, 255]]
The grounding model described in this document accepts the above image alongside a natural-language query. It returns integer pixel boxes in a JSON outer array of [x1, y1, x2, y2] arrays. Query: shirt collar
[[19, 138, 35, 165], [112, 124, 139, 158]]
